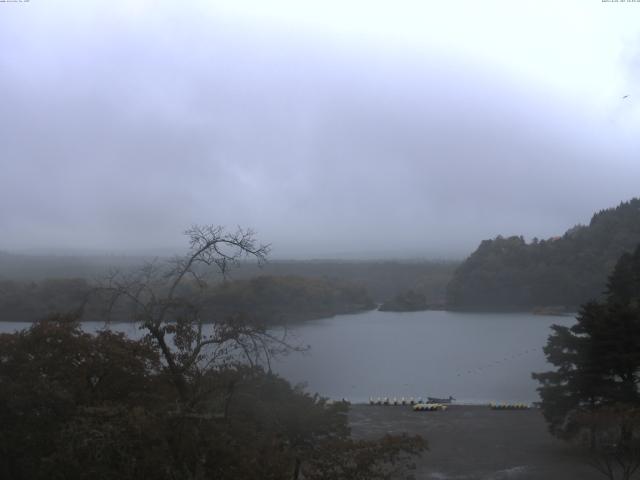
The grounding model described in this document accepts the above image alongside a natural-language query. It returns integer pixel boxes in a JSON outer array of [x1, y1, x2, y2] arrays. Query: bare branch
[[92, 225, 291, 404]]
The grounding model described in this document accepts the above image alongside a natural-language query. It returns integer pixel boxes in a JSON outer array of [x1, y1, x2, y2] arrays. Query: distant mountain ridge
[[447, 198, 640, 310]]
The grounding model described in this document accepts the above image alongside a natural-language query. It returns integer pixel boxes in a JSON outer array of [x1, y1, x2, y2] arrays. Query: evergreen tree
[[533, 244, 640, 445]]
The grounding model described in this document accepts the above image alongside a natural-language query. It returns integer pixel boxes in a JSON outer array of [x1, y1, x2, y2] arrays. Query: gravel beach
[[349, 405, 602, 480]]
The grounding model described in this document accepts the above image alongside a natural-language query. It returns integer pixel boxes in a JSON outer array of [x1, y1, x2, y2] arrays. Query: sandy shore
[[349, 405, 601, 480]]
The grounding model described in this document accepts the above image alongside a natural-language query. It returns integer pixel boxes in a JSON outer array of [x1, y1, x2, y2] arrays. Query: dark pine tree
[[533, 244, 640, 445]]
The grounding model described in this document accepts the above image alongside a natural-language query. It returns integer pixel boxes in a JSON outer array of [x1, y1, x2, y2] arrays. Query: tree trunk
[[620, 423, 633, 450], [292, 457, 301, 480]]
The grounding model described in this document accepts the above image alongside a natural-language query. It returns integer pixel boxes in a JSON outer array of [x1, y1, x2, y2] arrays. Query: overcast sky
[[1, 0, 639, 258]]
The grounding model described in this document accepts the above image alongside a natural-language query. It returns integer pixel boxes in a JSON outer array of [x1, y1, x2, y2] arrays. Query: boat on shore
[[427, 395, 455, 404]]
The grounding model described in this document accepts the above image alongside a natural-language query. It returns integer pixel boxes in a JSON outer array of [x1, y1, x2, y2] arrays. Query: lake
[[271, 310, 575, 404], [0, 310, 575, 404]]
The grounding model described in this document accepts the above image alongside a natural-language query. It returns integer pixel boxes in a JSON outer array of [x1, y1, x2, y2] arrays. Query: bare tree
[[577, 406, 640, 480], [98, 225, 296, 404]]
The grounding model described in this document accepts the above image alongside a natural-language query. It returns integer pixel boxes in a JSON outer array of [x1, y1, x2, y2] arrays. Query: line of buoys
[[490, 402, 530, 410], [413, 403, 447, 412], [369, 397, 422, 406], [457, 349, 536, 377]]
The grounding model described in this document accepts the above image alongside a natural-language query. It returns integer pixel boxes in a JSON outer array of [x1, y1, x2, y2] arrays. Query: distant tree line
[[0, 253, 458, 305], [201, 275, 375, 324], [447, 198, 640, 310], [378, 290, 431, 312], [0, 275, 374, 324], [0, 278, 95, 322], [231, 260, 457, 304], [0, 261, 459, 324]]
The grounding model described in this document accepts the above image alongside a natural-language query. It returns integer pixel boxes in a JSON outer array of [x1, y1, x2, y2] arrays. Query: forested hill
[[447, 198, 640, 310]]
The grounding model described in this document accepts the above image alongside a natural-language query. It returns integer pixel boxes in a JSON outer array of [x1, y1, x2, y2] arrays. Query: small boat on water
[[427, 395, 455, 404]]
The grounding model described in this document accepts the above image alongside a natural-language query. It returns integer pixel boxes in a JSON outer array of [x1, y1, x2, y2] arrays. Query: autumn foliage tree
[[0, 226, 427, 479]]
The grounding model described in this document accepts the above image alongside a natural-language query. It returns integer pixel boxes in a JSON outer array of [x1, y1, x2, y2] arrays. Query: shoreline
[[349, 404, 599, 479]]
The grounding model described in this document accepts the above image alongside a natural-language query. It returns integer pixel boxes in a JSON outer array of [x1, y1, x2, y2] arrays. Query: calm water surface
[[1, 310, 574, 404], [271, 310, 575, 404]]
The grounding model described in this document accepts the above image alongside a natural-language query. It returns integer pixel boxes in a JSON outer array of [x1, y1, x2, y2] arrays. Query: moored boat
[[427, 395, 455, 404]]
